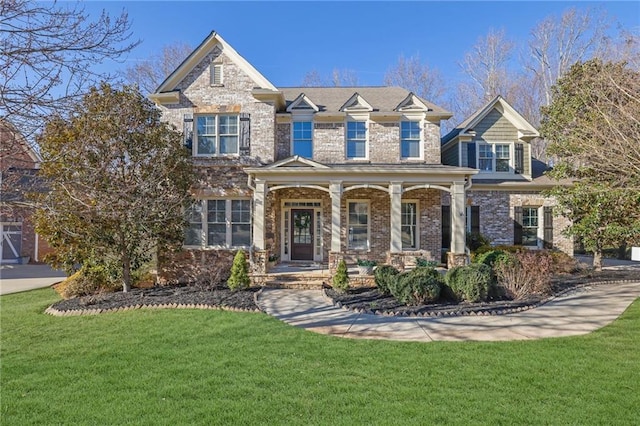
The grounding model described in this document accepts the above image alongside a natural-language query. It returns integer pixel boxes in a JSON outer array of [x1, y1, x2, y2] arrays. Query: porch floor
[[253, 262, 373, 289]]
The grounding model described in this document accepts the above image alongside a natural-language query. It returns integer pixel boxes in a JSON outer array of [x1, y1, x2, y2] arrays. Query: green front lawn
[[2, 289, 639, 425]]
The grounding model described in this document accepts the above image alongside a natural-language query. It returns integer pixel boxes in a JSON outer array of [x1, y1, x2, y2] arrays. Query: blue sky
[[85, 1, 640, 87]]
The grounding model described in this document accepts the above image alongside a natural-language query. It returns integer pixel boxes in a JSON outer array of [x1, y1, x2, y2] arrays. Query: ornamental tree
[[541, 59, 640, 269], [35, 83, 194, 291]]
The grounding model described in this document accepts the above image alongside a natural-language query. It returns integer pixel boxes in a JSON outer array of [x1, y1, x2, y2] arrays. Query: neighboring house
[[0, 119, 52, 264], [149, 31, 571, 275]]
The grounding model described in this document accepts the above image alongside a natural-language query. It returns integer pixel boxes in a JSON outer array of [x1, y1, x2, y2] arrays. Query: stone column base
[[386, 252, 405, 271], [252, 249, 268, 275], [328, 252, 344, 274], [447, 252, 468, 269]]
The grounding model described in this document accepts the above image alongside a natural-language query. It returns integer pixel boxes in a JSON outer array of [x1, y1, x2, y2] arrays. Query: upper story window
[[210, 63, 223, 85], [346, 121, 367, 159], [292, 121, 313, 158], [401, 121, 421, 159], [195, 115, 239, 156], [478, 143, 510, 172]]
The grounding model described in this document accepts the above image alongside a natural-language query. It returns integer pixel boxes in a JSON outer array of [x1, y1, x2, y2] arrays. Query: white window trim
[[401, 199, 420, 250], [290, 114, 314, 158], [521, 205, 541, 249], [347, 199, 370, 251], [400, 120, 424, 160], [193, 114, 240, 157], [477, 141, 514, 173], [345, 116, 369, 161], [184, 199, 251, 249]]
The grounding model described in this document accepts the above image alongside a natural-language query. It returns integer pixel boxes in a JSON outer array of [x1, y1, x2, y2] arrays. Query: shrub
[[494, 251, 552, 300], [474, 250, 509, 268], [227, 250, 250, 291], [466, 232, 491, 252], [58, 268, 121, 299], [549, 250, 578, 274], [373, 265, 399, 295], [356, 259, 377, 267], [390, 267, 442, 305], [445, 263, 494, 303], [332, 259, 350, 292], [415, 257, 438, 268]]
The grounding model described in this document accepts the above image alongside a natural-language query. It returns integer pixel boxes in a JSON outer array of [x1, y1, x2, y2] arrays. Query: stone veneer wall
[[276, 118, 441, 164], [340, 188, 442, 264], [156, 45, 276, 164], [443, 190, 573, 255]]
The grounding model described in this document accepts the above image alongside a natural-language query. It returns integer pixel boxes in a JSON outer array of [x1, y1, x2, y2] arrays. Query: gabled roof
[[394, 92, 430, 112], [279, 86, 450, 117], [0, 118, 41, 166], [261, 155, 330, 169], [150, 31, 277, 102], [339, 92, 373, 112], [286, 93, 319, 112], [441, 95, 539, 145]]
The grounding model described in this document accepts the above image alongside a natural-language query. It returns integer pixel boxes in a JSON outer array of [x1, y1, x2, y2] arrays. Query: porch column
[[252, 179, 267, 251], [389, 181, 403, 253], [450, 180, 466, 255], [329, 181, 342, 252]]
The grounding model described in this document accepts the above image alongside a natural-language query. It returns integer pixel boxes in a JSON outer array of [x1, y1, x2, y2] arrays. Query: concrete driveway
[[0, 264, 67, 295]]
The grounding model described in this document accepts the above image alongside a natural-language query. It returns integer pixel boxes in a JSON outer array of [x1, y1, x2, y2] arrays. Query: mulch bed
[[46, 269, 637, 317], [48, 285, 261, 315], [325, 269, 639, 317]]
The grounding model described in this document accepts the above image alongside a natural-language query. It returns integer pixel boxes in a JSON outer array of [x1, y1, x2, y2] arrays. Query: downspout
[[35, 233, 39, 262]]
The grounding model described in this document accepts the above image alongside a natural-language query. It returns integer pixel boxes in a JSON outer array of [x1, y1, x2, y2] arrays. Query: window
[[522, 207, 539, 247], [401, 202, 418, 249], [185, 199, 251, 248], [348, 201, 369, 250], [401, 121, 421, 159], [292, 121, 313, 158], [346, 121, 367, 159], [478, 143, 511, 172], [495, 144, 510, 172], [210, 63, 223, 85], [195, 115, 239, 156]]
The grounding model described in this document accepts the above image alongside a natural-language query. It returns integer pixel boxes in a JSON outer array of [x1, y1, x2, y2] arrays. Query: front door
[[291, 209, 314, 261]]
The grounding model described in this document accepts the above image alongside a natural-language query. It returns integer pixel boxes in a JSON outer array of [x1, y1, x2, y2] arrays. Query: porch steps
[[252, 272, 329, 290]]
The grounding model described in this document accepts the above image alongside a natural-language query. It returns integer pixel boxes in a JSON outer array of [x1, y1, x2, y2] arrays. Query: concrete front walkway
[[0, 264, 67, 295], [257, 281, 640, 342]]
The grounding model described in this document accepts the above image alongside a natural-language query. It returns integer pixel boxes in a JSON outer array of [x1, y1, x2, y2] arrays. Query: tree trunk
[[592, 249, 603, 271], [618, 243, 627, 260], [122, 252, 132, 293]]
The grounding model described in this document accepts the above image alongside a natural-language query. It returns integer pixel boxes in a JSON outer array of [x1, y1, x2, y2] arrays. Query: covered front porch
[[245, 156, 477, 274]]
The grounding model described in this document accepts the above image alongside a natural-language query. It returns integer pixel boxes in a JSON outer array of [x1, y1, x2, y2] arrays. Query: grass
[[1, 288, 639, 425]]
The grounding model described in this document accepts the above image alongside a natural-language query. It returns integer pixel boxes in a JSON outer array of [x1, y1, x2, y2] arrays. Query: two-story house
[[150, 31, 572, 276]]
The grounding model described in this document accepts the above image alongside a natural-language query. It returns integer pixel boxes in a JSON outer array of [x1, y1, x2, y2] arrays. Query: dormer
[[339, 93, 374, 113]]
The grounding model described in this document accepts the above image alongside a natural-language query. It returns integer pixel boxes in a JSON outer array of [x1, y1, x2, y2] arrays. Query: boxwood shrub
[[373, 265, 399, 295], [445, 263, 494, 303], [390, 267, 443, 306]]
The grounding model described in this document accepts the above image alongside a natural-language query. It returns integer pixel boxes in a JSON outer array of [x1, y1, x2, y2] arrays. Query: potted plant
[[356, 259, 377, 275]]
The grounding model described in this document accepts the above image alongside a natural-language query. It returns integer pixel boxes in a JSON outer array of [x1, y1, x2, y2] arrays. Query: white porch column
[[329, 180, 342, 252], [450, 180, 466, 254], [252, 179, 267, 250], [389, 181, 403, 253]]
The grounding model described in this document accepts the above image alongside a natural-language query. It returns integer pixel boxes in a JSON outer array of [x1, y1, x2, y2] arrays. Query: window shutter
[[210, 63, 222, 85], [239, 113, 251, 155], [470, 206, 480, 234], [183, 113, 193, 151], [514, 206, 523, 245], [543, 206, 554, 249], [441, 205, 451, 249], [467, 142, 476, 168], [515, 143, 524, 174]]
